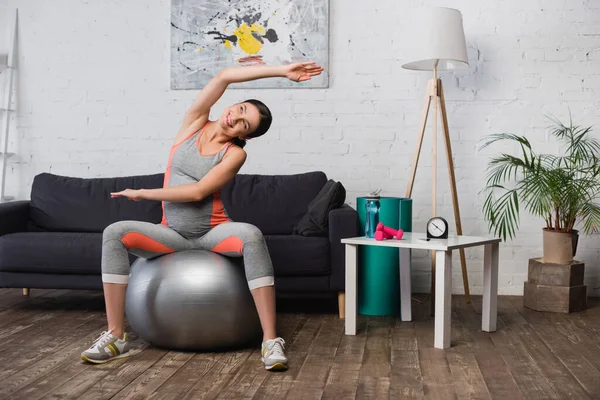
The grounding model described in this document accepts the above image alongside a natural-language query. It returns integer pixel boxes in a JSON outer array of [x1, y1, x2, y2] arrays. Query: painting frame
[[170, 0, 330, 89]]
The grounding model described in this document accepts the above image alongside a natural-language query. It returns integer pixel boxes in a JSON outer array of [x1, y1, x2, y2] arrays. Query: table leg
[[400, 248, 412, 321], [482, 243, 499, 332], [345, 244, 358, 335], [434, 250, 452, 349]]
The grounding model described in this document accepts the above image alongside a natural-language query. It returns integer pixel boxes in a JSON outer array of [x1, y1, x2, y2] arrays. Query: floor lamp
[[401, 7, 472, 306]]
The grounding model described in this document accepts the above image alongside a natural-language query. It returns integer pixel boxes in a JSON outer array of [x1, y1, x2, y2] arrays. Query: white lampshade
[[401, 7, 468, 71]]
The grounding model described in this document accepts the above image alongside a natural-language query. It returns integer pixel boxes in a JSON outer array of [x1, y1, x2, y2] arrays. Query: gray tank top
[[161, 122, 233, 238]]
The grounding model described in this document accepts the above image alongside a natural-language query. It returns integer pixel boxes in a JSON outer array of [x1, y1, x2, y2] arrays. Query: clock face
[[427, 217, 447, 238]]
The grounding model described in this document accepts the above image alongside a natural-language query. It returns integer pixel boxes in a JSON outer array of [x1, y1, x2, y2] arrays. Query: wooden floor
[[0, 289, 600, 400]]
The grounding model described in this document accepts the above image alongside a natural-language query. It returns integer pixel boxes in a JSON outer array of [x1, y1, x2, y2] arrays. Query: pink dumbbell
[[374, 230, 388, 241], [374, 222, 404, 241]]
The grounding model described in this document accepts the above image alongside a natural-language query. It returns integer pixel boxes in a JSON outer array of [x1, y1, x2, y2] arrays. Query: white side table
[[341, 232, 501, 349]]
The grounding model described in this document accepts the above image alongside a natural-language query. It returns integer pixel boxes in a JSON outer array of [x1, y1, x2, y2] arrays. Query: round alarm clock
[[427, 217, 449, 239]]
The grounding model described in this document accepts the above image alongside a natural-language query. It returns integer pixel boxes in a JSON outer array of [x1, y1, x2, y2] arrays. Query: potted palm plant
[[481, 115, 600, 264]]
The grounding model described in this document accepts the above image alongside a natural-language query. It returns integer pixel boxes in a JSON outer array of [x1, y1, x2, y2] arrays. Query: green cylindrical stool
[[357, 197, 412, 316]]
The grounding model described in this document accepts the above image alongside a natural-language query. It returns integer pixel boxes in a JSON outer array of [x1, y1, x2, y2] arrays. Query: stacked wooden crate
[[524, 258, 587, 313]]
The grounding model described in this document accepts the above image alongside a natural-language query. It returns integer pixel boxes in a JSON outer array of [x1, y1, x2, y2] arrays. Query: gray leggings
[[101, 221, 274, 290]]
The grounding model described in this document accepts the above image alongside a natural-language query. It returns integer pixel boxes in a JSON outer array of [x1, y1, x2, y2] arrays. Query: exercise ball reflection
[[125, 250, 262, 351]]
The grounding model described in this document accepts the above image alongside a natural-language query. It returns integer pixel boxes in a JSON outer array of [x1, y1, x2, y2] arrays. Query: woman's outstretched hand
[[284, 62, 324, 82], [111, 189, 144, 201]]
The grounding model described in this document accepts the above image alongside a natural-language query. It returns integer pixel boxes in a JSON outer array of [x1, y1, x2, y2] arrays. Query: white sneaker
[[81, 330, 130, 364], [261, 337, 288, 371]]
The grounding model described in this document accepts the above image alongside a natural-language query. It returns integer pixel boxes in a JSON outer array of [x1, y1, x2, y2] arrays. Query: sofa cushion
[[222, 172, 327, 235], [0, 232, 104, 275], [0, 232, 329, 278], [29, 173, 164, 232], [265, 235, 330, 277], [293, 179, 347, 237]]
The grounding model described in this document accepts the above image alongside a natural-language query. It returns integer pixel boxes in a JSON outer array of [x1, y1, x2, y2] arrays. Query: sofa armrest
[[0, 201, 30, 237], [329, 204, 359, 291]]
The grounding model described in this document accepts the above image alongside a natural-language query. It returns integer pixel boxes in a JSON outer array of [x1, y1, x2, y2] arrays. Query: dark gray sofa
[[0, 171, 358, 316]]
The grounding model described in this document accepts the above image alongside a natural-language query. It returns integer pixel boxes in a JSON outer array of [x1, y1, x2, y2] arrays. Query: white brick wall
[[2, 0, 600, 295]]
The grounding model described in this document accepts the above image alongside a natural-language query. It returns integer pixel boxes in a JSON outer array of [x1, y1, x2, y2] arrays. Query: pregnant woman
[[80, 62, 323, 371]]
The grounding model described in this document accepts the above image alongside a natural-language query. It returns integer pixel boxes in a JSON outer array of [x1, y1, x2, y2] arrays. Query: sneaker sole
[[264, 362, 288, 371], [81, 352, 130, 364]]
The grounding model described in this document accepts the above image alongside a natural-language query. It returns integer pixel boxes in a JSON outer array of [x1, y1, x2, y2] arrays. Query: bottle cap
[[366, 189, 382, 199]]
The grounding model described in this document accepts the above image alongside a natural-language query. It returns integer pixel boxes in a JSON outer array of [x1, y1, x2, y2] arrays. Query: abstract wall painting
[[171, 0, 329, 89]]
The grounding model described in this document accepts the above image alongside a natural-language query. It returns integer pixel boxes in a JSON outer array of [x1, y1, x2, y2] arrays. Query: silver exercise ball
[[125, 250, 262, 351]]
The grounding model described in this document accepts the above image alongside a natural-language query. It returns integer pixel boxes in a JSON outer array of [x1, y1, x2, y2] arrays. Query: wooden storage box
[[523, 258, 587, 313]]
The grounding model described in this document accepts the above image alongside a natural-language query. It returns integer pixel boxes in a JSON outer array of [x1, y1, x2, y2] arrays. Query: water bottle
[[365, 190, 381, 238]]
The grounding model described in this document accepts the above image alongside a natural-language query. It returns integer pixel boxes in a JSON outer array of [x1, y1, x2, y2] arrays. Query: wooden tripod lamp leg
[[430, 73, 439, 314], [405, 80, 434, 198], [438, 80, 471, 303], [404, 78, 437, 314]]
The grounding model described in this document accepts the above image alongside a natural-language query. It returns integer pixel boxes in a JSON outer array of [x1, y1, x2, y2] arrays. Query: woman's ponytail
[[231, 137, 247, 148]]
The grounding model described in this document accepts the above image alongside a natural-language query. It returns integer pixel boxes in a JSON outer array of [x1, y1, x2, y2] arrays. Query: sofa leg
[[338, 292, 345, 319], [23, 288, 30, 296]]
